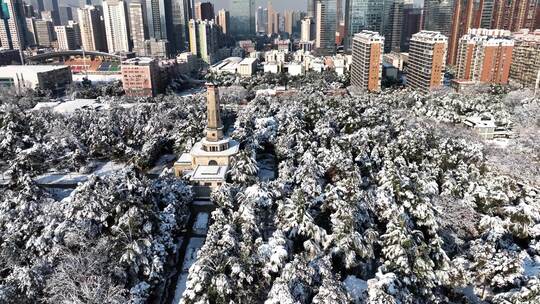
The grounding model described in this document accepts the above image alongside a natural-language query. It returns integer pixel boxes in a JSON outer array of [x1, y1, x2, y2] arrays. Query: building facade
[[344, 0, 383, 50], [351, 31, 384, 92], [102, 0, 130, 53], [189, 19, 219, 64], [77, 5, 107, 52], [121, 57, 160, 96], [55, 25, 77, 50], [229, 0, 255, 37], [382, 0, 403, 53], [423, 0, 454, 37], [316, 0, 337, 54], [216, 9, 229, 35], [407, 31, 448, 93], [510, 29, 540, 87], [456, 28, 514, 84], [129, 2, 148, 56], [35, 19, 54, 47], [0, 0, 27, 50]]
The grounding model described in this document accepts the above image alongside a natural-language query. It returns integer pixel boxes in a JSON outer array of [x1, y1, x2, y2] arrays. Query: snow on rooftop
[[0, 65, 69, 73], [191, 165, 227, 181]]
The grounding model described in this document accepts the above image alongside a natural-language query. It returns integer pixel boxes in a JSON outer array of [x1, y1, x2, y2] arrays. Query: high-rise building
[[256, 6, 264, 33], [407, 31, 448, 93], [0, 0, 28, 50], [447, 0, 484, 66], [267, 1, 278, 34], [307, 0, 317, 19], [510, 29, 540, 87], [344, 0, 383, 50], [301, 17, 315, 41], [401, 3, 422, 52], [229, 0, 255, 36], [382, 0, 404, 53], [216, 9, 230, 35], [188, 19, 219, 64], [67, 20, 81, 48], [195, 2, 214, 21], [25, 17, 38, 45], [284, 10, 293, 35], [170, 0, 192, 54], [146, 0, 169, 39], [480, 0, 495, 28], [351, 31, 384, 92], [456, 28, 514, 84], [130, 1, 148, 55], [55, 25, 76, 50], [35, 19, 54, 46], [316, 0, 337, 54], [491, 0, 538, 32], [77, 5, 107, 52], [58, 7, 72, 25], [42, 0, 60, 25], [23, 4, 35, 18], [102, 0, 130, 53], [423, 0, 454, 37]]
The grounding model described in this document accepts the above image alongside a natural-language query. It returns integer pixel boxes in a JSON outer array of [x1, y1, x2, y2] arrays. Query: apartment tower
[[456, 28, 514, 84], [510, 29, 540, 87], [407, 31, 448, 93], [351, 31, 384, 92], [102, 0, 130, 53]]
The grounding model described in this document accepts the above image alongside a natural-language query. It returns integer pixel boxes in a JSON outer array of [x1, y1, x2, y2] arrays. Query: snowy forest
[[1, 72, 539, 303]]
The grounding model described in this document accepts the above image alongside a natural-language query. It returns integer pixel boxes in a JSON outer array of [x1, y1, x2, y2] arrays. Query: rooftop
[[122, 57, 155, 65], [0, 65, 68, 73], [239, 58, 258, 65], [191, 165, 228, 181]]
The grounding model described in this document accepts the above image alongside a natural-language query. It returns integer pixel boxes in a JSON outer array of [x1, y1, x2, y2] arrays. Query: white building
[[102, 0, 130, 53], [287, 62, 305, 76], [55, 26, 77, 50], [264, 62, 280, 74], [174, 84, 239, 198], [238, 58, 258, 76]]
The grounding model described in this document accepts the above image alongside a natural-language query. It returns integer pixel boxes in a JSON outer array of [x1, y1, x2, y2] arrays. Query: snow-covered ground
[[34, 161, 127, 185], [192, 213, 209, 235], [257, 152, 277, 181], [147, 154, 176, 176], [31, 99, 139, 114]]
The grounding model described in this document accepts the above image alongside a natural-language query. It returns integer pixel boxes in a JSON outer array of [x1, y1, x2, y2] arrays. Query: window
[[208, 160, 218, 166]]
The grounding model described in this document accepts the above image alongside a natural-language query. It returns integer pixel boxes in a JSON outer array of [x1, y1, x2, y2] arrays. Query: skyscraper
[[307, 0, 317, 19], [58, 7, 73, 25], [284, 10, 293, 35], [456, 28, 514, 84], [0, 0, 27, 50], [77, 5, 107, 51], [42, 0, 60, 25], [344, 0, 383, 50], [382, 0, 403, 53], [102, 0, 130, 53], [146, 0, 169, 39], [25, 17, 37, 45], [301, 17, 315, 41], [401, 2, 422, 51], [216, 9, 230, 35], [407, 31, 448, 93], [423, 0, 454, 37], [229, 0, 255, 36], [129, 1, 148, 55], [170, 0, 192, 53], [256, 6, 264, 33], [267, 1, 278, 34], [351, 31, 384, 92], [316, 0, 337, 54], [195, 2, 214, 21], [188, 19, 219, 63]]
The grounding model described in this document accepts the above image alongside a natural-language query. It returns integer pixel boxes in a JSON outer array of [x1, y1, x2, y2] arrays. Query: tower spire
[[205, 83, 224, 142]]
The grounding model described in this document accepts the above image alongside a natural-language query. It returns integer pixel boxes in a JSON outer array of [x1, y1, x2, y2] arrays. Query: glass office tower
[[344, 0, 383, 50], [229, 0, 255, 37]]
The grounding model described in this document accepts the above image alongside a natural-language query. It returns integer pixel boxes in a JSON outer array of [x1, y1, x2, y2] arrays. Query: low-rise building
[[0, 65, 72, 93], [287, 62, 304, 76], [263, 62, 280, 74], [121, 57, 161, 97], [238, 58, 258, 76]]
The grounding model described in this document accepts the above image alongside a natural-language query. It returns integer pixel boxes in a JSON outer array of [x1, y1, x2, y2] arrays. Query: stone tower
[[205, 83, 224, 142]]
